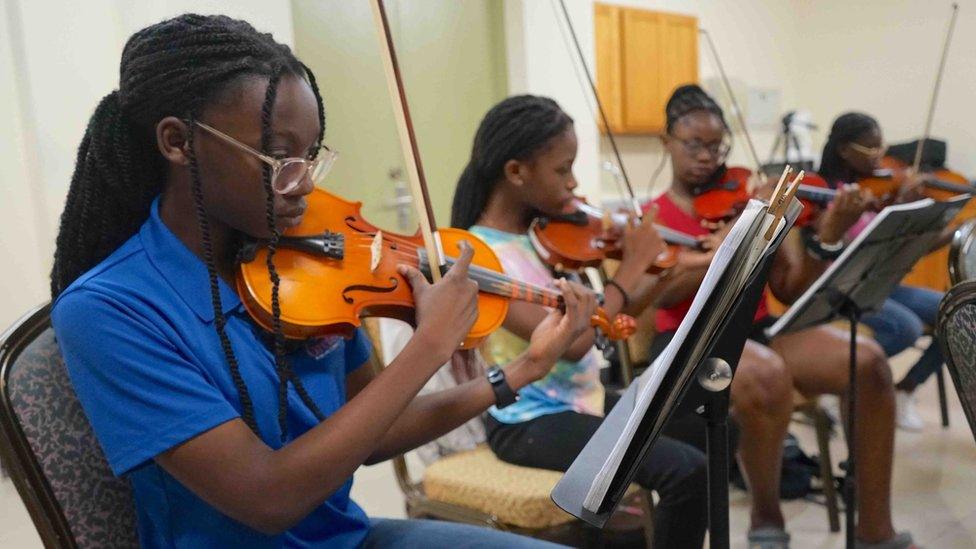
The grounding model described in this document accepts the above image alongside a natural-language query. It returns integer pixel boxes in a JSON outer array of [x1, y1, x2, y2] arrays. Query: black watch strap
[[486, 366, 519, 408]]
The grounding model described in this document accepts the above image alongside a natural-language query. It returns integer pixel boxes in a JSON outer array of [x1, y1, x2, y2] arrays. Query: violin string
[[340, 242, 564, 302]]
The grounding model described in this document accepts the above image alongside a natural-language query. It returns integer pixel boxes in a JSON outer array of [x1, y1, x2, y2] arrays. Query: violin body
[[238, 189, 509, 348], [239, 189, 635, 347], [529, 201, 679, 274], [690, 166, 753, 223]]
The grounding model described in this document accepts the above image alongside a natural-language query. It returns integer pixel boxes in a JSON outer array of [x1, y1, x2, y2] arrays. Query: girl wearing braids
[[50, 15, 594, 548], [645, 86, 912, 549], [819, 112, 952, 432], [452, 94, 710, 549]]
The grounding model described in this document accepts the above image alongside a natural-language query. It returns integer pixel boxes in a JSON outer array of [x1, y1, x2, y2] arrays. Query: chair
[[938, 280, 976, 447], [362, 319, 656, 546], [0, 303, 138, 548], [948, 218, 976, 285]]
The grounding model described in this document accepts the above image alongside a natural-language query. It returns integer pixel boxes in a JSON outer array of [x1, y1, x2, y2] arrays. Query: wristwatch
[[486, 366, 519, 408]]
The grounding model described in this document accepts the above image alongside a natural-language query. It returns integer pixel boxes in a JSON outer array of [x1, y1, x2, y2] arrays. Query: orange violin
[[855, 156, 974, 202], [529, 200, 704, 273], [237, 189, 636, 347]]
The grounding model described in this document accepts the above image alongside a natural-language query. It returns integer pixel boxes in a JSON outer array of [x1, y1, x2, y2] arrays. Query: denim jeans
[[861, 285, 944, 387], [363, 518, 567, 548]]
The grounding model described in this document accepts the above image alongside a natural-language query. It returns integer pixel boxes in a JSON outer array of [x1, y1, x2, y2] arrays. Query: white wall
[[0, 0, 293, 328], [792, 0, 976, 177]]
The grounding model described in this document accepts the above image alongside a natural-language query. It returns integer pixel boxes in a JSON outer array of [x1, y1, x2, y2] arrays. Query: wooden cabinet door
[[594, 3, 624, 133], [658, 13, 699, 112], [620, 8, 664, 133], [594, 4, 698, 135]]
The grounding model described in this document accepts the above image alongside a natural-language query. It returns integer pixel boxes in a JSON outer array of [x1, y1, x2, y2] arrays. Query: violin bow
[[553, 0, 643, 219], [912, 3, 960, 174], [699, 27, 766, 190], [370, 0, 445, 281]]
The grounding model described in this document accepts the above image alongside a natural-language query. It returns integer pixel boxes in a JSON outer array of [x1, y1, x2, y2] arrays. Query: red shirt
[[645, 193, 768, 333]]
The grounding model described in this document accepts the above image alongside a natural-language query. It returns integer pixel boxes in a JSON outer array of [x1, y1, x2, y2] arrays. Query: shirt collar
[[140, 197, 243, 322]]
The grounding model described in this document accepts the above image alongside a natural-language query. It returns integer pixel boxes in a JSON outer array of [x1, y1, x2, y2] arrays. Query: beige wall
[[0, 0, 294, 328], [293, 0, 508, 231]]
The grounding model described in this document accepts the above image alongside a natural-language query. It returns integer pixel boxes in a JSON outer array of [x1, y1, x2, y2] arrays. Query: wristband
[[605, 279, 631, 308], [486, 366, 519, 408]]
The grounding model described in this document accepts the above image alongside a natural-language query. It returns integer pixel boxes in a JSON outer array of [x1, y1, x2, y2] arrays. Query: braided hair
[[51, 14, 326, 440], [818, 112, 879, 184], [450, 95, 573, 229], [665, 84, 728, 134]]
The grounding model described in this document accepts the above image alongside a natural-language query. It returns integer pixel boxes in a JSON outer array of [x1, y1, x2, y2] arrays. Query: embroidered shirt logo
[[305, 335, 341, 360]]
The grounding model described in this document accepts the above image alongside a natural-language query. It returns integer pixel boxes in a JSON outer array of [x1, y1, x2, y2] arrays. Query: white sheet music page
[[583, 200, 770, 512]]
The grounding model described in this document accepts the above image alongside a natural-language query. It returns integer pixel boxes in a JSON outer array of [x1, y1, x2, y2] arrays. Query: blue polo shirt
[[51, 198, 372, 548]]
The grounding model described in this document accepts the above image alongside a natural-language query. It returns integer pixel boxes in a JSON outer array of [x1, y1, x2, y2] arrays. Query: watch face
[[487, 367, 504, 384]]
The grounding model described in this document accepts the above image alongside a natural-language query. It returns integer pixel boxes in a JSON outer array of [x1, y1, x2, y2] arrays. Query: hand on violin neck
[[398, 240, 479, 364], [895, 172, 927, 203], [521, 279, 598, 381], [616, 206, 666, 279], [817, 183, 868, 243]]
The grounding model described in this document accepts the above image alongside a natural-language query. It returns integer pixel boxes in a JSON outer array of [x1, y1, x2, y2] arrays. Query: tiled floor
[[1, 347, 973, 547]]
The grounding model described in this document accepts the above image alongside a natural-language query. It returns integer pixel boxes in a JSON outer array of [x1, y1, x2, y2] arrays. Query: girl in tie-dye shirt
[[451, 95, 709, 549]]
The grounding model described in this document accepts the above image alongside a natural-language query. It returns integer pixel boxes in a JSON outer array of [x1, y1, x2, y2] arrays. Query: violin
[[691, 166, 866, 228], [855, 156, 974, 202], [529, 200, 704, 273], [237, 189, 636, 347]]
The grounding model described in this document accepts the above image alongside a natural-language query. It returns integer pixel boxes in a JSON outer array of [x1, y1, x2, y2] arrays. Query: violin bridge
[[370, 231, 383, 272]]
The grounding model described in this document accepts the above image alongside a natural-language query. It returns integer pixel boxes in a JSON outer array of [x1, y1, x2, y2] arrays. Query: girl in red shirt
[[645, 85, 910, 549]]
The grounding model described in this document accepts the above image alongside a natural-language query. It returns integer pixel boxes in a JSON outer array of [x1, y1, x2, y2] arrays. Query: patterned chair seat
[[0, 304, 138, 548], [422, 444, 643, 530]]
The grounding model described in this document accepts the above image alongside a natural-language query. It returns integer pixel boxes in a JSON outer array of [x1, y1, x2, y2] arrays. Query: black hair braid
[[664, 84, 728, 134], [450, 95, 573, 229], [818, 112, 879, 184], [258, 66, 325, 441], [186, 119, 258, 433], [302, 62, 327, 153], [257, 65, 291, 441]]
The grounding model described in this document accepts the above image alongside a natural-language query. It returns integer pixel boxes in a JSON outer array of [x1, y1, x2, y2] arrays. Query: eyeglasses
[[194, 121, 337, 195], [669, 134, 731, 160], [848, 142, 888, 159]]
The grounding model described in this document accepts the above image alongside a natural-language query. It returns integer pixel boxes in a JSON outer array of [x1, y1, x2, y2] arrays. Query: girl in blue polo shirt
[[50, 14, 593, 548]]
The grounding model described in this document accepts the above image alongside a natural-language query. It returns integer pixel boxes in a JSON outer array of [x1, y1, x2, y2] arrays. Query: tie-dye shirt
[[469, 225, 605, 424]]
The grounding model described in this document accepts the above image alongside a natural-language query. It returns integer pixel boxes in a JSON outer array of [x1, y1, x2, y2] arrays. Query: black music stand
[[552, 201, 798, 549], [766, 195, 969, 548]]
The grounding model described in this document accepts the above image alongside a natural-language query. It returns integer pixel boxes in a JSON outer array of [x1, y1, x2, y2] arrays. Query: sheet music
[[766, 195, 967, 338], [583, 200, 774, 511]]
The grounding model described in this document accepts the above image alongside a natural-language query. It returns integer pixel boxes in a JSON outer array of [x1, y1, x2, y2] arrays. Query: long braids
[[52, 14, 327, 440], [819, 112, 879, 185], [258, 66, 325, 440], [450, 95, 573, 229]]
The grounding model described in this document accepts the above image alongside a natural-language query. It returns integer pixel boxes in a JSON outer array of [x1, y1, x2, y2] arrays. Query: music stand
[[766, 195, 969, 547], [552, 200, 799, 549]]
